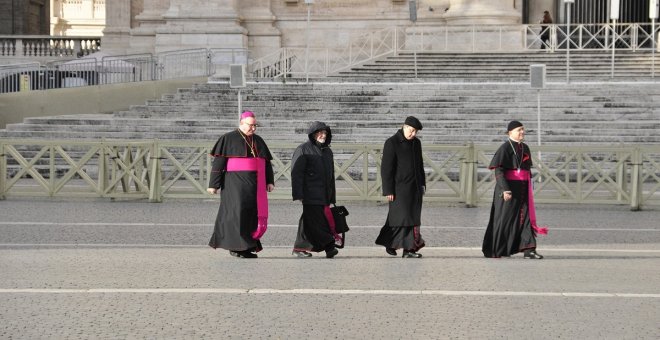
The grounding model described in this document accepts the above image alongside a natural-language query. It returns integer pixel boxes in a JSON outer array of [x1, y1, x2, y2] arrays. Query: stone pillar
[[444, 0, 520, 25], [239, 0, 281, 60], [155, 0, 247, 53], [130, 0, 170, 53], [102, 0, 132, 53]]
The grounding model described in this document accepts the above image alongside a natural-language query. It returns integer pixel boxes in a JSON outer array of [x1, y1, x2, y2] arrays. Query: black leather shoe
[[230, 250, 258, 258], [524, 250, 543, 259], [385, 247, 397, 256], [292, 250, 312, 258], [325, 247, 339, 258], [402, 251, 422, 258]]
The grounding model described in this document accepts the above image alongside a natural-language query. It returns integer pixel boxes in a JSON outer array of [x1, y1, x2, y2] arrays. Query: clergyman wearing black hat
[[404, 116, 423, 131], [375, 116, 426, 258], [482, 120, 548, 260]]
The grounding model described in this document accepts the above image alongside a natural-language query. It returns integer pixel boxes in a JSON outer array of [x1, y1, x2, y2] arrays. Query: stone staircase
[[2, 81, 660, 145], [332, 51, 660, 81]]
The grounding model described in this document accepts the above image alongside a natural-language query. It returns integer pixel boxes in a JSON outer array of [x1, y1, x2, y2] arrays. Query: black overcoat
[[381, 129, 425, 227], [291, 121, 336, 205]]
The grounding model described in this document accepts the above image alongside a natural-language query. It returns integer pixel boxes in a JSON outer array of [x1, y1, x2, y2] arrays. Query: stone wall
[[0, 0, 50, 35], [0, 0, 12, 34]]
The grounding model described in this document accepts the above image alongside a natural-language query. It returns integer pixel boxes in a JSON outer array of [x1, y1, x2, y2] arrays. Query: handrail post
[[362, 145, 369, 200], [630, 147, 642, 211], [98, 141, 107, 197], [616, 152, 626, 202], [394, 26, 399, 54], [0, 141, 6, 200], [149, 140, 162, 203], [464, 143, 477, 207], [49, 144, 55, 196]]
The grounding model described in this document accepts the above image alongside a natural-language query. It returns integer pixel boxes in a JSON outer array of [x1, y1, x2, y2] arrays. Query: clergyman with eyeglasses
[[375, 116, 426, 258], [207, 111, 275, 259]]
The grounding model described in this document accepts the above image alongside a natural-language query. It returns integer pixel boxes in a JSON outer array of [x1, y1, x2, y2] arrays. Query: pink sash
[[227, 158, 268, 240], [504, 169, 549, 236], [323, 206, 342, 244]]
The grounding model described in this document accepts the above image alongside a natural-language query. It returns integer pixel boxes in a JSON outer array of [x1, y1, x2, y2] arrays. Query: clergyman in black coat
[[375, 116, 426, 258], [290, 121, 339, 259]]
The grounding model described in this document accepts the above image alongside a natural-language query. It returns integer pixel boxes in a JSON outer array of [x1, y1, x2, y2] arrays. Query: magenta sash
[[226, 157, 268, 240], [323, 205, 342, 244], [504, 169, 549, 236]]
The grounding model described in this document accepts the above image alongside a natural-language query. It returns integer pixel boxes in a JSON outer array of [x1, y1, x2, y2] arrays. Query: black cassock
[[375, 129, 426, 251], [482, 139, 537, 258], [208, 129, 274, 253]]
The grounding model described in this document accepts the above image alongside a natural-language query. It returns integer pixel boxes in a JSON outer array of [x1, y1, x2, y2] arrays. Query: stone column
[[239, 0, 281, 60], [102, 0, 132, 53], [130, 0, 170, 53], [444, 0, 520, 25], [155, 0, 247, 53]]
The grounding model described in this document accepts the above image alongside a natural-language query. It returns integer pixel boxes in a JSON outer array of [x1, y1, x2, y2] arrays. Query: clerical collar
[[508, 137, 522, 144]]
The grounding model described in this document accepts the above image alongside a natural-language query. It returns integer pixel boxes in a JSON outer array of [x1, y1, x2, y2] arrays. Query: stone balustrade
[[56, 0, 106, 20], [0, 36, 101, 59]]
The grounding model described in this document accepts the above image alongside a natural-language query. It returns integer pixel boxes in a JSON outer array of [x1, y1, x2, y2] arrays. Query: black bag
[[330, 205, 349, 249], [331, 205, 350, 233]]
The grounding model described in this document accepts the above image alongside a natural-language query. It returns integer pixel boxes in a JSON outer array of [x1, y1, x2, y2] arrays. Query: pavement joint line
[[0, 288, 658, 298], [1, 244, 660, 253], [1, 222, 658, 232]]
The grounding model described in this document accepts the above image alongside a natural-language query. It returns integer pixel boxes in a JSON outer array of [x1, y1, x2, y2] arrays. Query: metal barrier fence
[[1, 140, 659, 210], [0, 48, 249, 94], [249, 23, 660, 80]]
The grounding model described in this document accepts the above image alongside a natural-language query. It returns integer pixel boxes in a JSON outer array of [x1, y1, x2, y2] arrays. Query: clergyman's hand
[[207, 188, 218, 194], [267, 184, 275, 192], [386, 194, 394, 202]]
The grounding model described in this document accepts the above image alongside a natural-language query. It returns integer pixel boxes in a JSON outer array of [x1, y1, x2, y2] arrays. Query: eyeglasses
[[244, 123, 259, 129]]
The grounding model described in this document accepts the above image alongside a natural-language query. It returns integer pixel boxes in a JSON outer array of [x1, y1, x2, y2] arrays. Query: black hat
[[507, 120, 523, 132], [404, 116, 423, 130]]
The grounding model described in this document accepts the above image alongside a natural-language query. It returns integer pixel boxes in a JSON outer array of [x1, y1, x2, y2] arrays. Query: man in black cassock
[[375, 116, 426, 258], [482, 120, 546, 259], [290, 121, 340, 259], [207, 111, 275, 259]]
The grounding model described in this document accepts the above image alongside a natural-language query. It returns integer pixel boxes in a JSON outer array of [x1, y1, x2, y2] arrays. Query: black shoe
[[385, 247, 397, 256], [524, 250, 543, 259], [292, 250, 312, 258], [230, 250, 258, 258], [402, 251, 422, 258], [325, 247, 339, 258]]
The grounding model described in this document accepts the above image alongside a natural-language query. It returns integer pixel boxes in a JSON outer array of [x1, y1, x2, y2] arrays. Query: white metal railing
[[249, 23, 660, 80], [249, 27, 401, 79], [0, 48, 248, 93], [1, 140, 659, 210]]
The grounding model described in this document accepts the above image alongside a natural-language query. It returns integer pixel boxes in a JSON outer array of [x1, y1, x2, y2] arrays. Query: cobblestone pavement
[[1, 198, 659, 339]]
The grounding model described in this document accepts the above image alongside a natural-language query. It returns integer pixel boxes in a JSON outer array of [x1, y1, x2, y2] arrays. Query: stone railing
[[0, 36, 101, 58]]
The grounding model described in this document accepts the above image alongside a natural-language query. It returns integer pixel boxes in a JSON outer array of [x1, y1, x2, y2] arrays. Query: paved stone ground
[[1, 198, 659, 339]]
